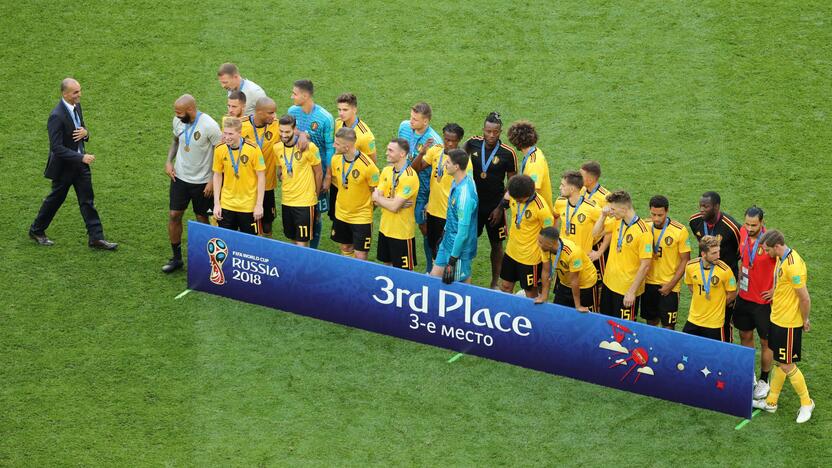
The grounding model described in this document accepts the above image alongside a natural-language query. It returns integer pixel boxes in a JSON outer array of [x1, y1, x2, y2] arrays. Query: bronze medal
[[184, 145, 190, 152], [480, 172, 487, 179]]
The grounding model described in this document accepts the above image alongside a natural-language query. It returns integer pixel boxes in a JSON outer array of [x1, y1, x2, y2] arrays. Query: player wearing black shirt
[[689, 191, 742, 341], [464, 112, 517, 289]]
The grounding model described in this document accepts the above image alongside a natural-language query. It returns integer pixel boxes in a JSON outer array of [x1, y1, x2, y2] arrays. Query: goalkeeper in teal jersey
[[432, 149, 479, 284]]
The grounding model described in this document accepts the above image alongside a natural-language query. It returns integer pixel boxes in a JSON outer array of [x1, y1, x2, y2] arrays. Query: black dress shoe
[[89, 239, 118, 250], [29, 231, 54, 246], [162, 258, 184, 273]]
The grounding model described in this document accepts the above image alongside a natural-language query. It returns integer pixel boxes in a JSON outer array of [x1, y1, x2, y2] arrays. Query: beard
[[179, 114, 192, 124]]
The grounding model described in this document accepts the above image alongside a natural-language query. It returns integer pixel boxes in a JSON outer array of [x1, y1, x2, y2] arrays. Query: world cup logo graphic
[[207, 238, 228, 285]]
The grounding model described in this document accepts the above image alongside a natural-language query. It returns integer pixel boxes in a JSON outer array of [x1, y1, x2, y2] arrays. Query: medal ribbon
[[183, 112, 202, 148], [700, 259, 715, 299], [520, 146, 536, 173], [480, 140, 499, 175], [653, 217, 670, 253], [617, 215, 639, 251], [342, 151, 359, 188], [249, 116, 265, 149], [515, 194, 536, 228], [226, 137, 243, 177], [565, 196, 585, 234], [773, 247, 792, 288]]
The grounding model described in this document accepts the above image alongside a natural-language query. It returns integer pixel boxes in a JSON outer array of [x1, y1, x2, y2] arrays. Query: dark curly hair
[[507, 120, 538, 149]]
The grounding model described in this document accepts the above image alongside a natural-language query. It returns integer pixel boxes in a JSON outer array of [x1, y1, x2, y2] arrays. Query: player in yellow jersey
[[641, 195, 691, 329], [211, 117, 265, 234], [592, 190, 653, 320], [682, 236, 737, 341], [412, 123, 465, 263], [372, 139, 420, 270], [325, 127, 379, 259], [500, 175, 555, 298], [554, 170, 601, 253], [580, 160, 612, 304], [274, 114, 322, 246], [536, 227, 597, 310], [507, 121, 554, 211], [335, 93, 376, 160], [240, 97, 278, 237], [226, 91, 245, 119], [753, 230, 814, 423]]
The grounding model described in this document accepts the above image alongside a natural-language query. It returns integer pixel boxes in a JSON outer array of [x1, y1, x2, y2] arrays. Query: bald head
[[61, 78, 81, 104], [174, 94, 197, 123], [253, 97, 277, 125]]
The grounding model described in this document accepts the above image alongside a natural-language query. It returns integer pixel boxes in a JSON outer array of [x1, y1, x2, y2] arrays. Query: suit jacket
[[44, 100, 90, 180]]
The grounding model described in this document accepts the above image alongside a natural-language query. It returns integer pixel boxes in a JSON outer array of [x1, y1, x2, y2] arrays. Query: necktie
[[74, 107, 85, 153]]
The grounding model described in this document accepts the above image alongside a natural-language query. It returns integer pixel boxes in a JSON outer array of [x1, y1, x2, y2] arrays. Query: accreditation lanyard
[[249, 115, 265, 149], [744, 228, 765, 268], [183, 112, 203, 148], [617, 215, 639, 252], [652, 217, 670, 253], [703, 213, 721, 236], [700, 259, 715, 299], [341, 151, 359, 189], [515, 194, 536, 229], [226, 138, 244, 178], [565, 196, 585, 234], [480, 140, 499, 176], [520, 146, 536, 174], [550, 240, 564, 279], [282, 138, 298, 177], [773, 248, 791, 288]]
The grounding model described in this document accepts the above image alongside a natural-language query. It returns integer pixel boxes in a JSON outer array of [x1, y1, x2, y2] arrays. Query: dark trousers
[[31, 169, 104, 240]]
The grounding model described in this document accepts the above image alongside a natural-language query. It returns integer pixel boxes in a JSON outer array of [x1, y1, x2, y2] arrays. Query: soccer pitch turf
[[2, 0, 831, 465]]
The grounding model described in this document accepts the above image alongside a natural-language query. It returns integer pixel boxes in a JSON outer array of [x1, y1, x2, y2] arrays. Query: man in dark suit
[[29, 78, 117, 249]]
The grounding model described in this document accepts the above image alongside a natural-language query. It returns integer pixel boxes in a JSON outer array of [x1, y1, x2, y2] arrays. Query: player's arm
[[796, 286, 811, 331], [373, 193, 410, 213], [313, 162, 323, 195], [568, 270, 584, 311], [322, 163, 332, 192], [625, 260, 651, 307], [661, 251, 691, 295], [165, 135, 178, 181], [212, 170, 224, 220], [410, 141, 434, 171], [536, 262, 551, 305], [590, 234, 611, 261], [592, 206, 612, 241], [323, 117, 335, 174], [254, 169, 265, 220]]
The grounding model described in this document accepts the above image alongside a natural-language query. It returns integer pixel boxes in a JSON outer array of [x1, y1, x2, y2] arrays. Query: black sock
[[760, 370, 770, 382], [172, 243, 182, 260]]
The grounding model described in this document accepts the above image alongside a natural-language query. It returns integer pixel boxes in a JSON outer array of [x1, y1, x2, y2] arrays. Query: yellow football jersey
[[771, 249, 808, 328], [506, 195, 555, 265], [581, 184, 610, 209], [241, 117, 278, 190], [602, 217, 654, 295], [519, 147, 554, 211], [335, 118, 376, 159], [331, 151, 379, 224], [274, 140, 321, 207], [543, 237, 597, 289], [685, 259, 737, 328], [212, 140, 266, 212], [553, 196, 601, 253], [378, 165, 420, 239], [646, 219, 692, 292], [422, 145, 455, 219]]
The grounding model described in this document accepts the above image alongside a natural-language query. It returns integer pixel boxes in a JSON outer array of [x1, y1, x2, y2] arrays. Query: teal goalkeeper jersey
[[442, 175, 479, 260], [289, 104, 335, 171]]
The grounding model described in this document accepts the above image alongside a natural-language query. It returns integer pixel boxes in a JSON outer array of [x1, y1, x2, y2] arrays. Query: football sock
[[766, 366, 786, 406], [787, 366, 811, 406], [172, 243, 182, 260], [760, 370, 770, 382]]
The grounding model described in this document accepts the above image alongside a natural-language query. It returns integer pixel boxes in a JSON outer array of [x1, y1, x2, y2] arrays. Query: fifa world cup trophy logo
[[207, 238, 229, 285]]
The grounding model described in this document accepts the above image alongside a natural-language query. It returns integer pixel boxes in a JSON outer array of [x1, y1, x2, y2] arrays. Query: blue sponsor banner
[[188, 221, 753, 418]]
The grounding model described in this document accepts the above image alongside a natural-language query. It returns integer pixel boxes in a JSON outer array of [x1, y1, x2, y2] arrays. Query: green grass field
[[2, 0, 831, 465]]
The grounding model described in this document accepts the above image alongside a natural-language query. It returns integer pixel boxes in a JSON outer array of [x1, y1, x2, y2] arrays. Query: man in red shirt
[[733, 206, 776, 400]]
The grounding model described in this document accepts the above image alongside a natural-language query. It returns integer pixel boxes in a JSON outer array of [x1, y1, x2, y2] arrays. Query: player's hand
[[298, 132, 310, 151], [254, 204, 263, 220], [658, 283, 673, 296], [402, 200, 413, 208], [576, 306, 590, 313], [442, 257, 458, 284], [420, 139, 434, 155], [213, 204, 223, 220], [534, 294, 546, 304], [82, 154, 95, 165], [371, 189, 381, 203], [803, 319, 811, 332], [601, 206, 613, 217], [165, 161, 176, 181], [73, 127, 88, 141], [488, 206, 504, 226], [761, 288, 774, 301], [203, 180, 213, 197], [623, 292, 635, 307], [588, 250, 601, 262]]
